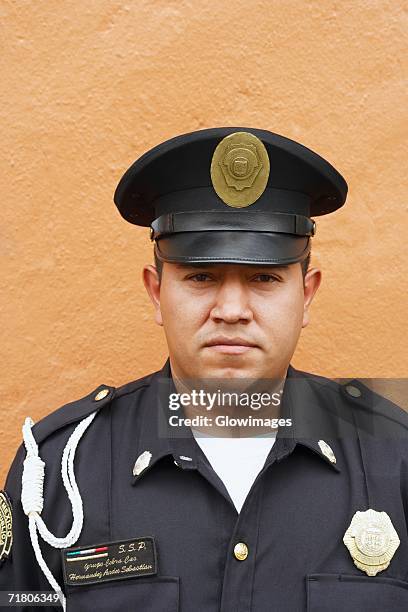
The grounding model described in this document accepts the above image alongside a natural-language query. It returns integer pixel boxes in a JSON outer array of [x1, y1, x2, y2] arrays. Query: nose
[[209, 278, 253, 324]]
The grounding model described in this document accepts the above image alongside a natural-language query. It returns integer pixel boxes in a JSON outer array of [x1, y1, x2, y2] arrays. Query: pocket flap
[[307, 574, 408, 612], [66, 576, 179, 612]]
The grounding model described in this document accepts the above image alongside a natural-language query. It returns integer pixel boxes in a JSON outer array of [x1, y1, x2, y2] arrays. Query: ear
[[302, 267, 322, 328], [142, 264, 163, 326]]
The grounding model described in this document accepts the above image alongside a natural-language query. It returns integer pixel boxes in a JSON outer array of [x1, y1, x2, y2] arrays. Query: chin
[[200, 363, 259, 380]]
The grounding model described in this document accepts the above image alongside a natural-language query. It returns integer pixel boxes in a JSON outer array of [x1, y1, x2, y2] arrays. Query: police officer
[[1, 127, 408, 611]]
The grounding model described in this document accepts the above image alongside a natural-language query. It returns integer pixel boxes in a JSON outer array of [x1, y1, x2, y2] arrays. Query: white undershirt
[[191, 428, 277, 512]]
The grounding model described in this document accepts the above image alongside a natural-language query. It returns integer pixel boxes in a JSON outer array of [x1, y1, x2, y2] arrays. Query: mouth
[[203, 337, 259, 355]]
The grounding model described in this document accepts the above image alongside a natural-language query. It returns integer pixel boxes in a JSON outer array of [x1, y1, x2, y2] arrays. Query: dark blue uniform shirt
[[1, 359, 408, 611]]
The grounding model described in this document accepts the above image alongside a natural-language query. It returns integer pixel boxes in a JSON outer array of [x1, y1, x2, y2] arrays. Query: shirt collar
[[132, 358, 200, 484], [274, 365, 342, 472], [132, 358, 342, 484]]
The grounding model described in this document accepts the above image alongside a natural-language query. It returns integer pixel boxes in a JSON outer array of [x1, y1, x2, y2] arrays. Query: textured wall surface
[[1, 1, 407, 482]]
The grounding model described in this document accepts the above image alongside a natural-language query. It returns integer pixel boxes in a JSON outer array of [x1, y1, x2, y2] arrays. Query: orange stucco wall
[[1, 1, 407, 483]]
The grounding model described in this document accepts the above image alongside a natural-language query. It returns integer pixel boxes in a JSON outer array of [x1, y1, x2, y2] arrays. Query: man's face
[[143, 261, 321, 382]]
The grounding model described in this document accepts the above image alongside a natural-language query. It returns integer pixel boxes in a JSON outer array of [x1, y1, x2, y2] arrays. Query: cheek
[[160, 289, 208, 338], [256, 290, 304, 343]]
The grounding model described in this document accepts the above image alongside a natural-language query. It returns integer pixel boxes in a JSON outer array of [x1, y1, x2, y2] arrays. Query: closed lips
[[205, 337, 258, 347]]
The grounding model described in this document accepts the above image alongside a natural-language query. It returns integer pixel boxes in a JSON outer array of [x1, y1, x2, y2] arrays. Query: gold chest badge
[[210, 131, 270, 208], [343, 509, 400, 576]]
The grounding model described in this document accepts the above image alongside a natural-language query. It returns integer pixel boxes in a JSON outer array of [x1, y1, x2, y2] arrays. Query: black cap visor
[[154, 231, 310, 265]]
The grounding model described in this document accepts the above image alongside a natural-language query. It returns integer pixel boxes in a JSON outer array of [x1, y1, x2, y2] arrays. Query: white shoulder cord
[[21, 411, 97, 611]]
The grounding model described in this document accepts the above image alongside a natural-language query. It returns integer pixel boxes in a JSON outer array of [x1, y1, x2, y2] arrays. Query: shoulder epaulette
[[340, 378, 408, 433], [32, 384, 116, 445], [31, 370, 157, 445]]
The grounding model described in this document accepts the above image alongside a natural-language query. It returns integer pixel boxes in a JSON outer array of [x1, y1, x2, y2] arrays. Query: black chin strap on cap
[[150, 211, 316, 241]]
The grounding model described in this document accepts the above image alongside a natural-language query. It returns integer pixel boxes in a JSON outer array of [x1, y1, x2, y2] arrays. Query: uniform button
[[345, 384, 361, 398], [234, 542, 249, 561], [94, 388, 110, 401]]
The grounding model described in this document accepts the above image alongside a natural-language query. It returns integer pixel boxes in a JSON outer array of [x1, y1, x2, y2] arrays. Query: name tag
[[62, 537, 157, 586]]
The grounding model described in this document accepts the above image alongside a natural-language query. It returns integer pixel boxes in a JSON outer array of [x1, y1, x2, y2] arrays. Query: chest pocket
[[65, 576, 179, 612], [306, 574, 408, 612]]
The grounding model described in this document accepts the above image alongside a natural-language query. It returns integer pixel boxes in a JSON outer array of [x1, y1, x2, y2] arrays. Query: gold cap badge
[[210, 131, 270, 208], [0, 491, 13, 563], [343, 509, 400, 576]]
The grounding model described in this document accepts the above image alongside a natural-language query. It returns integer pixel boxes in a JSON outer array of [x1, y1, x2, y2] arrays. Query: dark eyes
[[254, 274, 279, 283], [188, 273, 212, 282], [187, 273, 279, 283]]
